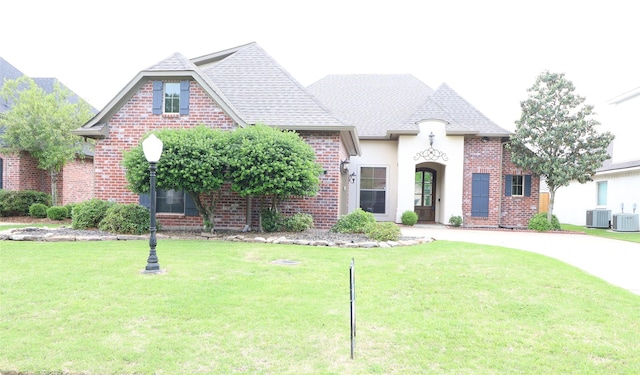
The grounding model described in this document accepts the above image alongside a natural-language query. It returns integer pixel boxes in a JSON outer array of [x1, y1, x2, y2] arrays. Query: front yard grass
[[1, 239, 639, 374], [561, 224, 640, 243]]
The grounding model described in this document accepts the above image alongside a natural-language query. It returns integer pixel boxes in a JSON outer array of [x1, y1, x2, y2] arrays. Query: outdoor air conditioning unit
[[586, 209, 611, 228], [612, 213, 639, 232]]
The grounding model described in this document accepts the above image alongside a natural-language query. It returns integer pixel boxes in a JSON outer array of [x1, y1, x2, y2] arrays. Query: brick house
[[73, 42, 538, 229], [72, 43, 360, 230], [0, 57, 95, 204]]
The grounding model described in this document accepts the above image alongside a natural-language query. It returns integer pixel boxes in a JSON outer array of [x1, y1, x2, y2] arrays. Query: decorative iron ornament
[[413, 147, 449, 162]]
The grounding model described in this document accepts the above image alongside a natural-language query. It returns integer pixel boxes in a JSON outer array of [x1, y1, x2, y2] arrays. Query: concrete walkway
[[401, 224, 640, 295]]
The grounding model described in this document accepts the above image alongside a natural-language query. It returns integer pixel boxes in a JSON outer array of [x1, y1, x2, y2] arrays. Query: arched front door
[[414, 168, 436, 223]]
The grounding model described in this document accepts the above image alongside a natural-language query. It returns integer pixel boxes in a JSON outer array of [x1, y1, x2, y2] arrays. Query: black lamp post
[[142, 134, 163, 272]]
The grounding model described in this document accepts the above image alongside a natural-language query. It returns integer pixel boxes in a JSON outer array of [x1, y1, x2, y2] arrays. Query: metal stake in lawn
[[350, 258, 356, 359], [142, 134, 163, 273]]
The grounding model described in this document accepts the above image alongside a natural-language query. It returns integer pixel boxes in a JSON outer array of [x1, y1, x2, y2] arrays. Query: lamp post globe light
[[142, 134, 163, 273]]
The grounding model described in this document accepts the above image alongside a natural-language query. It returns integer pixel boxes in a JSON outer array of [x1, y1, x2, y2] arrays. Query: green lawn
[[561, 224, 640, 243], [1, 239, 638, 374]]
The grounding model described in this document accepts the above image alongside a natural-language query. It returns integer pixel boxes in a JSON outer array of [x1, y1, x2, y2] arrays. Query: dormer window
[[152, 80, 190, 115]]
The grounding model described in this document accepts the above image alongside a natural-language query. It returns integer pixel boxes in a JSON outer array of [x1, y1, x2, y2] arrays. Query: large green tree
[[227, 124, 323, 218], [123, 124, 323, 232], [0, 76, 93, 205], [509, 71, 614, 223], [122, 126, 228, 231]]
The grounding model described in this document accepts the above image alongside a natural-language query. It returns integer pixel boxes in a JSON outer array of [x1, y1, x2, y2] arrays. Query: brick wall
[[500, 146, 540, 228], [93, 81, 237, 206], [0, 152, 48, 192], [462, 137, 503, 227], [93, 80, 344, 230], [60, 156, 94, 204], [1, 151, 93, 205], [462, 137, 540, 228]]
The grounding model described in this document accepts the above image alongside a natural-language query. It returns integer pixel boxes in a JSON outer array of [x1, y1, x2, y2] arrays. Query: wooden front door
[[414, 169, 436, 223]]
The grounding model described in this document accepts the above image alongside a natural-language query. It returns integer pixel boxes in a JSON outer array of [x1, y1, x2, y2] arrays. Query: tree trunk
[[188, 191, 219, 232], [49, 169, 59, 206], [547, 188, 557, 223]]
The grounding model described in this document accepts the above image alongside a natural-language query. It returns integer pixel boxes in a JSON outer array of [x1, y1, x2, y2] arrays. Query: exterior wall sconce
[[429, 132, 435, 147], [340, 159, 350, 174], [349, 172, 357, 184], [482, 136, 490, 142]]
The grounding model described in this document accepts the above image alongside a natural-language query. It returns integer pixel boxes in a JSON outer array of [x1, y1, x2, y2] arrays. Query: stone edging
[[0, 229, 435, 248]]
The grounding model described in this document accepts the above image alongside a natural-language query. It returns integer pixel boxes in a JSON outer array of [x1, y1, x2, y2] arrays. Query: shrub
[[0, 190, 51, 216], [64, 203, 77, 219], [366, 222, 401, 242], [72, 198, 115, 229], [448, 215, 463, 227], [261, 209, 284, 233], [401, 210, 418, 226], [528, 213, 561, 232], [29, 203, 48, 218], [99, 203, 151, 235], [283, 212, 314, 232], [46, 206, 68, 220], [331, 208, 376, 234]]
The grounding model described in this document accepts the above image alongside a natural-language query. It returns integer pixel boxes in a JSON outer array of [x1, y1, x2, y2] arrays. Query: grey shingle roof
[[307, 74, 433, 137], [147, 53, 198, 71], [1, 57, 25, 114], [1, 57, 97, 144], [196, 43, 350, 128], [308, 76, 511, 138]]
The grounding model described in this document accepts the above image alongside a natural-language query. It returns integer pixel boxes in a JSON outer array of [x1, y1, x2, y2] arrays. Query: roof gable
[[72, 43, 360, 155]]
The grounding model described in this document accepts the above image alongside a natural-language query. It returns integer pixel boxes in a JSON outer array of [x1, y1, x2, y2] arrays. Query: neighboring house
[[308, 75, 540, 228], [552, 86, 640, 227], [0, 57, 96, 204]]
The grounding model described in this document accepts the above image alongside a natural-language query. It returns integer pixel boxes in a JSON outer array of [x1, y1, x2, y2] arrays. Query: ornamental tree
[[226, 124, 323, 230], [0, 76, 93, 205], [122, 126, 228, 231], [509, 71, 614, 223]]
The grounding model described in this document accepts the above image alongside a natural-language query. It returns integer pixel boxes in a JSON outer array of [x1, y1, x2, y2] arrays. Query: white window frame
[[164, 82, 180, 114], [358, 165, 388, 214], [511, 175, 524, 196]]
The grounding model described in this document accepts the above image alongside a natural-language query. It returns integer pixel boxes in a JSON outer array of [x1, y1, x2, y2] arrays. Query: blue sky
[[4, 0, 639, 131]]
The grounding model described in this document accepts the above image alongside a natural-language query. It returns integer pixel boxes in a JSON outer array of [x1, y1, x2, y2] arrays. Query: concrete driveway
[[402, 225, 640, 295]]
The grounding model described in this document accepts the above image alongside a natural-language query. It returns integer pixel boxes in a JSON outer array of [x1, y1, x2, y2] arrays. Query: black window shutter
[[139, 193, 151, 208], [184, 192, 199, 217], [179, 80, 190, 115], [524, 175, 532, 197], [152, 81, 163, 114], [471, 173, 490, 217], [505, 174, 512, 197]]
